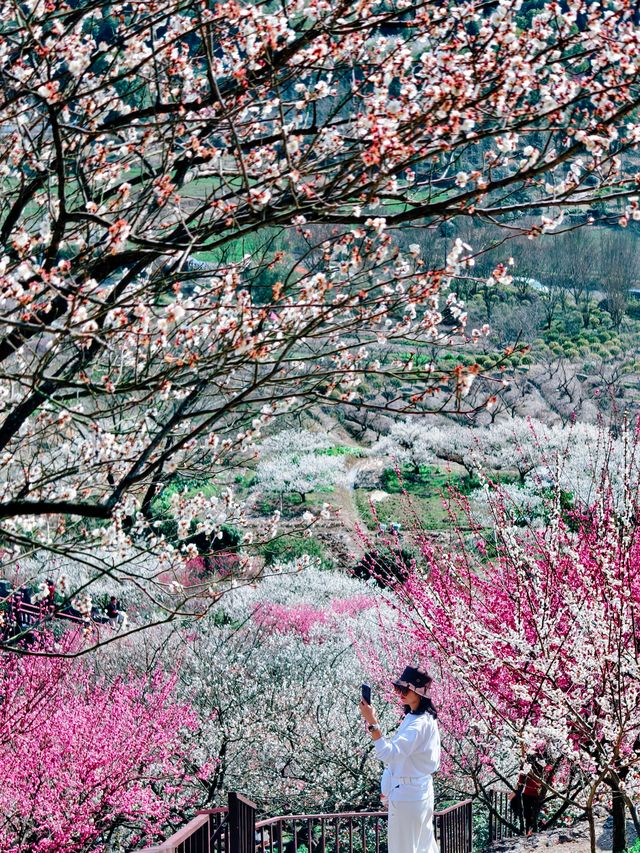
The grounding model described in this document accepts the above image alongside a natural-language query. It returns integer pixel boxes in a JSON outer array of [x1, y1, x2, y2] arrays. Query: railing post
[[466, 801, 473, 852], [488, 790, 493, 844], [228, 792, 257, 853]]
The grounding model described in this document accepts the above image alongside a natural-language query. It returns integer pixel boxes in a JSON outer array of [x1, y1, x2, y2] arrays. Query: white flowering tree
[[144, 567, 400, 812], [376, 417, 549, 483], [3, 0, 640, 647], [374, 420, 436, 474], [477, 419, 640, 510], [256, 430, 346, 503], [375, 420, 486, 481], [376, 417, 640, 491]]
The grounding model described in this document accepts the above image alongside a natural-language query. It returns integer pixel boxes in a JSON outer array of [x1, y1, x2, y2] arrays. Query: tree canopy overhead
[[2, 0, 640, 639]]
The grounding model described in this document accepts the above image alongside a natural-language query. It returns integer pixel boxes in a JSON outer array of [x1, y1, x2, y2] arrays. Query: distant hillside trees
[[376, 417, 640, 507]]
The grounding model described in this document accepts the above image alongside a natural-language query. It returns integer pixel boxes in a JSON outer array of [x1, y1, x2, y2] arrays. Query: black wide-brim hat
[[393, 666, 432, 698]]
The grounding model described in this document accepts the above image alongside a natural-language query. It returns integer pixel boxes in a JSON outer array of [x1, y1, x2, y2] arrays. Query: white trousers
[[388, 794, 439, 853]]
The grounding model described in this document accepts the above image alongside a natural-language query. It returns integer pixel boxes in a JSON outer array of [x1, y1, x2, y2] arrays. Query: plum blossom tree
[[0, 643, 197, 853], [533, 422, 640, 509], [256, 429, 346, 503], [377, 417, 640, 503], [374, 420, 438, 475], [3, 0, 640, 642], [375, 417, 553, 482], [387, 460, 640, 853]]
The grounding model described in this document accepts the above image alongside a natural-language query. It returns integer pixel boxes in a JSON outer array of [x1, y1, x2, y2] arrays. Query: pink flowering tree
[[0, 643, 197, 852], [2, 0, 640, 638], [385, 463, 640, 853]]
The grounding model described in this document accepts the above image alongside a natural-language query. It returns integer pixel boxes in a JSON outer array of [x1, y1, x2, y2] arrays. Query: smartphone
[[361, 683, 372, 705]]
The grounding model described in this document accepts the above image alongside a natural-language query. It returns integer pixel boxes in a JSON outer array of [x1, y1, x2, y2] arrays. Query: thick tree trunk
[[586, 806, 597, 853], [612, 787, 627, 853]]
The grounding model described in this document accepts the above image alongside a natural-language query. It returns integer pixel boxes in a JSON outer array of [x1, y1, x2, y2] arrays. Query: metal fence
[[139, 793, 473, 853], [486, 789, 523, 844], [255, 808, 390, 853], [140, 806, 228, 853], [435, 800, 473, 853]]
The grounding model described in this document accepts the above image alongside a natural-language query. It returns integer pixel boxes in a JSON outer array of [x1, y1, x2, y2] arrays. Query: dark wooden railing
[[11, 600, 86, 626], [1, 598, 91, 646], [140, 806, 228, 853], [139, 792, 473, 853], [231, 793, 259, 853], [255, 808, 389, 853], [487, 789, 522, 844], [1, 597, 88, 643], [435, 799, 473, 853]]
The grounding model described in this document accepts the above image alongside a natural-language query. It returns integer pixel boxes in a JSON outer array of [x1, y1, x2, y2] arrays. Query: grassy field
[[354, 488, 455, 530], [354, 465, 473, 531]]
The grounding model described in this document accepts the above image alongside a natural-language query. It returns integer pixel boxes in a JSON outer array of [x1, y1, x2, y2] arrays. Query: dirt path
[[298, 409, 385, 562], [310, 409, 386, 559], [331, 455, 386, 552]]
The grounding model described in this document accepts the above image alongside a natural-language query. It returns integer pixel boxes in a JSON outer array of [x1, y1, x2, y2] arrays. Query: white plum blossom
[[378, 418, 640, 521], [135, 566, 401, 812], [257, 430, 347, 501]]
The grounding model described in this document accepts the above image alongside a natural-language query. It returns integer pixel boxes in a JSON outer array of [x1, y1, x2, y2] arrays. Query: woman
[[359, 666, 440, 853]]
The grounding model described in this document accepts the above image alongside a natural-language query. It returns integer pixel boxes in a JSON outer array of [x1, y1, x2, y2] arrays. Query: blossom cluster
[[167, 566, 402, 812], [0, 643, 198, 853]]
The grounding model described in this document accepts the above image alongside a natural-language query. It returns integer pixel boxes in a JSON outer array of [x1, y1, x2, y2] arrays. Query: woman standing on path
[[359, 666, 441, 853]]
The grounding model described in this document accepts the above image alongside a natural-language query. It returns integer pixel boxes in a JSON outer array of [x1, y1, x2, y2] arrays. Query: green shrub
[[151, 476, 220, 517], [320, 446, 364, 457], [235, 472, 257, 489], [352, 546, 414, 587], [627, 301, 640, 321]]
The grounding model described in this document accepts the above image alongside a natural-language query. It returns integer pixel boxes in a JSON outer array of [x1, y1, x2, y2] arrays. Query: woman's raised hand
[[359, 698, 377, 726]]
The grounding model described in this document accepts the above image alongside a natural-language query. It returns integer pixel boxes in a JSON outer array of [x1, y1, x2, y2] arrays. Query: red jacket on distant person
[[518, 762, 553, 798]]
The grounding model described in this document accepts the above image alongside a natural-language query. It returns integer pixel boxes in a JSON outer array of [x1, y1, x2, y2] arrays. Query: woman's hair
[[404, 696, 438, 719]]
